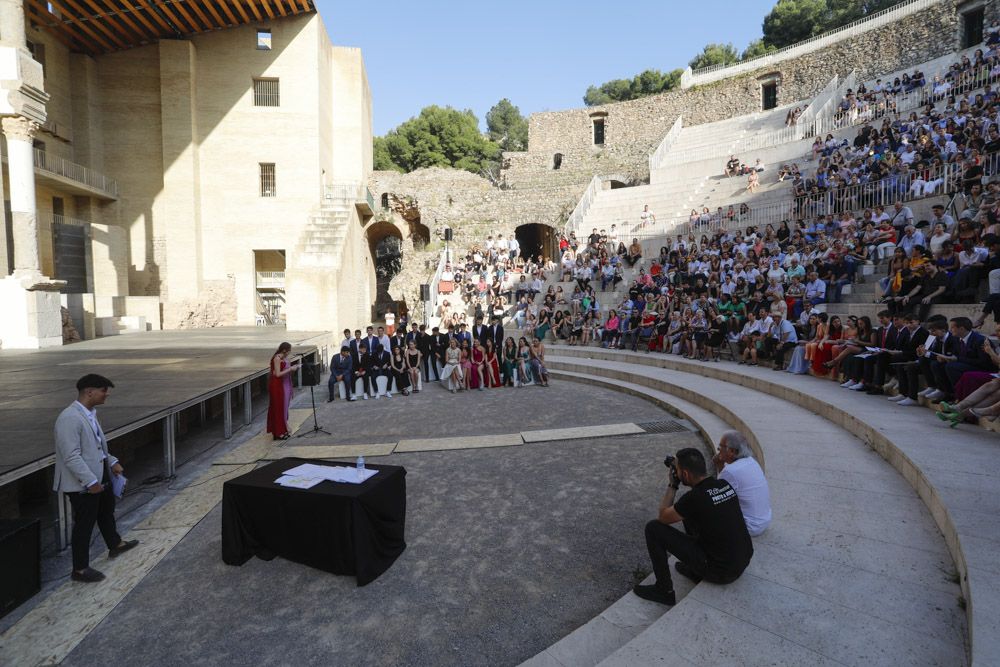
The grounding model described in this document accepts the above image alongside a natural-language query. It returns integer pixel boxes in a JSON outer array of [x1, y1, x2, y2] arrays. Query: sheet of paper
[[275, 475, 324, 489], [111, 473, 127, 498], [865, 346, 883, 353], [278, 463, 378, 485]]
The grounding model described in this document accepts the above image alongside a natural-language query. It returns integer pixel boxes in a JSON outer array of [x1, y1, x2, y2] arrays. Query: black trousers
[[894, 361, 921, 400], [422, 352, 440, 381], [67, 470, 120, 571], [643, 519, 743, 592], [771, 341, 796, 367]]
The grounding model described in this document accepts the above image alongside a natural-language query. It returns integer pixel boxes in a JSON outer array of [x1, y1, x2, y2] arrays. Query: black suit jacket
[[349, 339, 364, 367], [489, 324, 505, 348], [472, 325, 490, 346], [875, 324, 898, 349], [956, 331, 997, 370], [927, 332, 959, 358], [390, 334, 406, 351], [431, 334, 448, 359]]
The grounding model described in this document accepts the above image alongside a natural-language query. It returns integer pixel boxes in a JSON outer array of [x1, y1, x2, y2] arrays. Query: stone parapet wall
[[503, 0, 958, 188]]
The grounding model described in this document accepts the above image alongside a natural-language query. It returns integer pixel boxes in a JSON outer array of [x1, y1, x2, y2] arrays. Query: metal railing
[[625, 160, 965, 241], [564, 174, 602, 237], [427, 247, 450, 324], [681, 0, 942, 88], [648, 116, 684, 174], [33, 148, 119, 198], [255, 270, 285, 288]]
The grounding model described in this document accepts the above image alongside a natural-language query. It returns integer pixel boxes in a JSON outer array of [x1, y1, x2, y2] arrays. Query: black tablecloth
[[221, 458, 406, 585]]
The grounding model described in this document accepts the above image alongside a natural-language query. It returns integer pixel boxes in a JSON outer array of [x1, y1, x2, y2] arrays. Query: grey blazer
[[52, 402, 118, 493]]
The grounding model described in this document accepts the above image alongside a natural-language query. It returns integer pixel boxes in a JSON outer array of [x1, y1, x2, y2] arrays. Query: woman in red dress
[[811, 315, 844, 376], [483, 340, 502, 387], [266, 342, 301, 440]]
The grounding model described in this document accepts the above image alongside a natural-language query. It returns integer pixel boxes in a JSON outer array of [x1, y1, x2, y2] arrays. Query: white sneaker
[[840, 380, 855, 388], [896, 398, 917, 406], [925, 389, 945, 401], [349, 397, 357, 402], [373, 394, 379, 400], [362, 394, 369, 400], [917, 387, 934, 397], [385, 392, 392, 399], [887, 394, 905, 402], [849, 382, 866, 390]]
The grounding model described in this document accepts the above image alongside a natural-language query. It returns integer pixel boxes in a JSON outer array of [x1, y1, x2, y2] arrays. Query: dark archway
[[408, 216, 430, 250], [366, 222, 404, 322], [609, 180, 628, 189], [515, 223, 557, 262]]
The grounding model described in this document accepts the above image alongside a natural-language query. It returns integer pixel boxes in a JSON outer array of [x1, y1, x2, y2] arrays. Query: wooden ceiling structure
[[23, 0, 315, 56]]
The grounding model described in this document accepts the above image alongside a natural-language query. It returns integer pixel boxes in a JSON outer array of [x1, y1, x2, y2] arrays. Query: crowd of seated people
[[833, 29, 1000, 129], [326, 319, 552, 401], [550, 206, 1000, 427]]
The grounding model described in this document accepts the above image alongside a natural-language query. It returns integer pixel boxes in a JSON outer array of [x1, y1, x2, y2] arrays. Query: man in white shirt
[[508, 237, 520, 260], [640, 204, 656, 228], [929, 204, 955, 232], [897, 225, 926, 256], [889, 200, 914, 233], [768, 313, 798, 370], [713, 431, 771, 537], [495, 234, 508, 255]]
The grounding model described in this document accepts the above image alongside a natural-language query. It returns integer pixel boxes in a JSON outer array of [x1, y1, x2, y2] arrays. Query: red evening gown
[[811, 330, 843, 376], [469, 348, 484, 388], [266, 358, 292, 438]]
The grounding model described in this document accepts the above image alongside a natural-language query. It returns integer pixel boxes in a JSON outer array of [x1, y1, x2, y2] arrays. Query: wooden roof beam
[[79, 0, 151, 45], [58, 0, 130, 49], [23, 0, 86, 52], [44, 0, 117, 51], [238, 0, 263, 22], [132, 0, 175, 34], [117, 0, 168, 39]]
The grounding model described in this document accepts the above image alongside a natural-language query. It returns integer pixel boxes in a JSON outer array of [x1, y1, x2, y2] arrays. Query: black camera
[[663, 455, 675, 469]]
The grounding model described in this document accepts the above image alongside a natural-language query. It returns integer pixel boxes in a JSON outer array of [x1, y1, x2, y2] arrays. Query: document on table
[[275, 475, 324, 489], [277, 463, 378, 487]]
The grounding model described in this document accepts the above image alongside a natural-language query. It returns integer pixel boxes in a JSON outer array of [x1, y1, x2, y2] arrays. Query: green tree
[[374, 105, 500, 175], [762, 0, 827, 48], [688, 43, 740, 71], [373, 136, 401, 172], [583, 69, 682, 106], [741, 38, 777, 60], [486, 98, 529, 152]]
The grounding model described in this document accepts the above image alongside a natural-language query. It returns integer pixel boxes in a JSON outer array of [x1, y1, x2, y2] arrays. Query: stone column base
[[0, 275, 64, 349]]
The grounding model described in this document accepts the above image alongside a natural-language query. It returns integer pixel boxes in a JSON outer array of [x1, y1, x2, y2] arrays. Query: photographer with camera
[[633, 448, 753, 606]]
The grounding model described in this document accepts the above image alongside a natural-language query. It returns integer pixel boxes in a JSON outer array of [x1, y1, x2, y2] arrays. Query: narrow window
[[553, 153, 563, 170], [961, 7, 984, 48], [761, 81, 778, 111], [259, 163, 276, 197], [253, 78, 280, 107], [380, 193, 389, 208], [592, 119, 605, 145], [256, 29, 272, 50]]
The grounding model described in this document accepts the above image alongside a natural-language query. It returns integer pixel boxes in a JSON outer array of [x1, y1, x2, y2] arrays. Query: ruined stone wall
[[370, 168, 584, 248], [502, 0, 960, 188]]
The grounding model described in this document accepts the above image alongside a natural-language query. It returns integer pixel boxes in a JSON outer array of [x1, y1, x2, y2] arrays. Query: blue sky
[[320, 0, 776, 136]]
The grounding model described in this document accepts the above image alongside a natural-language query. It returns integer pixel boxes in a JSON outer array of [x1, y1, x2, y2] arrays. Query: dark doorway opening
[[553, 153, 563, 170], [961, 7, 984, 48], [367, 223, 404, 322], [515, 223, 557, 262], [593, 118, 605, 145], [409, 216, 430, 249], [761, 82, 778, 111]]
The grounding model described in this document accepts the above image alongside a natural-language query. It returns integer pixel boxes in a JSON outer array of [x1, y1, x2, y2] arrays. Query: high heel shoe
[[935, 410, 963, 428]]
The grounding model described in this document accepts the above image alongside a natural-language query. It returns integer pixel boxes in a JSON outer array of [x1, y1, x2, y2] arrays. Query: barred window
[[253, 78, 279, 107], [259, 163, 276, 197]]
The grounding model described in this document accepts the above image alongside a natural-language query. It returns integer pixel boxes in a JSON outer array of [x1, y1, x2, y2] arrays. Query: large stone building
[[0, 0, 375, 348]]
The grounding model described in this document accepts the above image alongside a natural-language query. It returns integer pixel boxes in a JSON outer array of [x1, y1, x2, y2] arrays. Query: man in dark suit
[[913, 317, 957, 402], [456, 323, 473, 349], [349, 330, 364, 368], [489, 316, 505, 349], [429, 326, 447, 381], [389, 328, 406, 353], [472, 316, 490, 347], [354, 343, 374, 399], [853, 311, 899, 393], [929, 316, 998, 401], [328, 346, 355, 402], [370, 344, 393, 398], [886, 314, 929, 405], [363, 326, 381, 357]]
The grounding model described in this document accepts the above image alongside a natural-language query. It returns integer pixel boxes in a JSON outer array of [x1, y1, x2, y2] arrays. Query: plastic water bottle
[[356, 456, 365, 481]]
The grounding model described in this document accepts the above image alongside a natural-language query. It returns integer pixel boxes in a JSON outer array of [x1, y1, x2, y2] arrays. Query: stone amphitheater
[[369, 1, 1000, 665]]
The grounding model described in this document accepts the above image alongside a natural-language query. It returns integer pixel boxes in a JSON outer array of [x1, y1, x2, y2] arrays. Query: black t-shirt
[[674, 477, 753, 580]]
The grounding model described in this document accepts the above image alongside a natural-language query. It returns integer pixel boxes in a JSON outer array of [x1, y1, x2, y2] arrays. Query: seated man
[[327, 346, 355, 402], [634, 448, 753, 605], [712, 432, 772, 537]]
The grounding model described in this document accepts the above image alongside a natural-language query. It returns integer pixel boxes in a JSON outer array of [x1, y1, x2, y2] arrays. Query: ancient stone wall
[[502, 0, 959, 188]]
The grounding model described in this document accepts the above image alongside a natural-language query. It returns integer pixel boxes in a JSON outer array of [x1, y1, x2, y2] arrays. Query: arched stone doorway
[[366, 221, 404, 322], [515, 223, 558, 262]]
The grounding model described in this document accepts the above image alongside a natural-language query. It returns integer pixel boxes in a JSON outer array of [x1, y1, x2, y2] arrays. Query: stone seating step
[[547, 345, 999, 666], [543, 352, 968, 666], [518, 370, 730, 667]]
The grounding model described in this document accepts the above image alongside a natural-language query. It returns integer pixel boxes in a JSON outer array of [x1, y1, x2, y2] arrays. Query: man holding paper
[[54, 374, 139, 583]]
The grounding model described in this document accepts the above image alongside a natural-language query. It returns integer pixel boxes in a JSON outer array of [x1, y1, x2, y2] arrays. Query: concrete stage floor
[[0, 327, 332, 481]]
